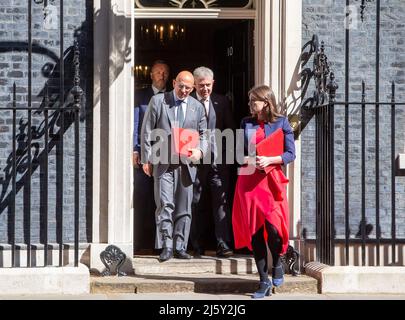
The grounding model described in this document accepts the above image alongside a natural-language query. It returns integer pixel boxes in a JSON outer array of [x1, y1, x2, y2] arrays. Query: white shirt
[[196, 93, 210, 117], [152, 85, 165, 95]]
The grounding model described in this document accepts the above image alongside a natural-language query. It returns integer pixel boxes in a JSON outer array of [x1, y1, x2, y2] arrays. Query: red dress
[[232, 122, 290, 254]]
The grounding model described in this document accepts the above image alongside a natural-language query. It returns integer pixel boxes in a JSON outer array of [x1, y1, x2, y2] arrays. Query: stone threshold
[[90, 273, 318, 295], [132, 254, 258, 275]]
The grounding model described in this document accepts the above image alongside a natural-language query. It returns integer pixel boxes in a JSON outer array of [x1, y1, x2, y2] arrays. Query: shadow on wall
[[0, 0, 134, 245], [281, 35, 321, 140]]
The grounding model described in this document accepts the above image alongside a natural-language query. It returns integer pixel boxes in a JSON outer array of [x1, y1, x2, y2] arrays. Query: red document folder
[[256, 127, 284, 173], [172, 127, 200, 157]]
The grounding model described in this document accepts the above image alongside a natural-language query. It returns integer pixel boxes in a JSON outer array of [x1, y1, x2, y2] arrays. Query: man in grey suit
[[141, 71, 208, 262], [133, 60, 170, 251]]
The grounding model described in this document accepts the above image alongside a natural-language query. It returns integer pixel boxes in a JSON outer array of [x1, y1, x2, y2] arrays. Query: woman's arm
[[256, 117, 296, 169], [280, 117, 296, 165]]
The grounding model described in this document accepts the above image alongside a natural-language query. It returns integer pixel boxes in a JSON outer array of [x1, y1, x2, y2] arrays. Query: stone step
[[132, 254, 258, 275], [91, 273, 318, 295]]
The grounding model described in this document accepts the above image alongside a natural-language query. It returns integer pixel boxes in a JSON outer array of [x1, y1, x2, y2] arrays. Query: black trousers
[[251, 220, 283, 282], [133, 168, 156, 251], [190, 164, 231, 250]]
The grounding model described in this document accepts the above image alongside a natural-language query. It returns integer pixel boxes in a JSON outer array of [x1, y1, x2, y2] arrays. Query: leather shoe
[[216, 242, 233, 258], [193, 247, 205, 258], [252, 280, 272, 299], [174, 250, 192, 259], [158, 247, 173, 262]]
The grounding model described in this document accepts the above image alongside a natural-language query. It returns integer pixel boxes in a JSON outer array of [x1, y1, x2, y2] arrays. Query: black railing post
[[11, 83, 17, 267], [326, 72, 337, 266], [361, 81, 366, 266], [43, 83, 50, 266], [375, 0, 381, 267], [71, 40, 83, 267], [344, 0, 350, 266], [27, 0, 33, 267], [57, 0, 65, 267], [391, 81, 396, 265], [315, 106, 320, 262]]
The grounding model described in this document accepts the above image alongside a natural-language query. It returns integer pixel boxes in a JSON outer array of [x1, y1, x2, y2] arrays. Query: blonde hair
[[248, 85, 282, 123]]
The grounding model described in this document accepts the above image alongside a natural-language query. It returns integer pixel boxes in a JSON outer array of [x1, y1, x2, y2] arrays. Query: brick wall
[[301, 0, 405, 240], [0, 0, 93, 243]]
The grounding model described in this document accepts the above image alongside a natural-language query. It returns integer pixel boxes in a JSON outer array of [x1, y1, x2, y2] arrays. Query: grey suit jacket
[[141, 90, 208, 184]]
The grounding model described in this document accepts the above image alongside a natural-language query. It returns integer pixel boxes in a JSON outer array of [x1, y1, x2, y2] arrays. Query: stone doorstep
[[90, 274, 318, 295], [305, 262, 405, 294], [132, 255, 258, 275]]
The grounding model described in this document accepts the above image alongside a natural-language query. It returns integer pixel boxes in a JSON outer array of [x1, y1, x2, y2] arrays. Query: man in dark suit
[[141, 71, 208, 262], [133, 60, 170, 251], [190, 66, 235, 258]]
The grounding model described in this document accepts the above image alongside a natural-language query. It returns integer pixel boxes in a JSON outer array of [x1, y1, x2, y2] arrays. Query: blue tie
[[177, 100, 184, 127]]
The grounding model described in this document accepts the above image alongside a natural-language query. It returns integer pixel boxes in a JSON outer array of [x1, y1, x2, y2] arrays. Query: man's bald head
[[176, 71, 194, 83], [173, 71, 194, 100]]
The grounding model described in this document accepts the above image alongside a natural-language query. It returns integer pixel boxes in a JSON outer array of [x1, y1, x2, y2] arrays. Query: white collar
[[196, 93, 210, 103], [173, 92, 188, 104], [152, 85, 165, 95]]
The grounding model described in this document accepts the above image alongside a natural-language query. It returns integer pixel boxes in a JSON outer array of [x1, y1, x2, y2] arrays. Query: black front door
[[133, 19, 254, 253], [214, 20, 255, 127]]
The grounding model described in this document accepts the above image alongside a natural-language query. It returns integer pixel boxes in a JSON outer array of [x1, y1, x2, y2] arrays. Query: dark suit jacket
[[134, 87, 156, 153], [141, 91, 208, 185], [192, 92, 235, 164], [239, 116, 296, 165]]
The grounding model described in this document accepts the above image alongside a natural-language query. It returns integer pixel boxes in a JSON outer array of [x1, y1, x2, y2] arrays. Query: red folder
[[256, 127, 284, 173], [172, 127, 200, 157]]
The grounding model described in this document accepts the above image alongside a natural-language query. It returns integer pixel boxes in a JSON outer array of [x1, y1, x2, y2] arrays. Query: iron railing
[[0, 0, 83, 267], [302, 28, 405, 266]]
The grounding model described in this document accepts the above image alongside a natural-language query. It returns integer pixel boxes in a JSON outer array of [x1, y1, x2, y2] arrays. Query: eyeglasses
[[176, 83, 193, 92], [248, 99, 266, 106]]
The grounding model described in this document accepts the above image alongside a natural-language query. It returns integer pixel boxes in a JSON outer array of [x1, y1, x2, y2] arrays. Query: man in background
[[190, 66, 235, 258], [133, 60, 170, 252]]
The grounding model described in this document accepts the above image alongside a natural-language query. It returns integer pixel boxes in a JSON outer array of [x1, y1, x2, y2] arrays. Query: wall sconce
[[139, 22, 186, 44], [34, 0, 58, 30], [134, 65, 150, 79]]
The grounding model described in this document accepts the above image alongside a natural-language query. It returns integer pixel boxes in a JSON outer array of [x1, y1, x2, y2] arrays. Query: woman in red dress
[[232, 85, 296, 298]]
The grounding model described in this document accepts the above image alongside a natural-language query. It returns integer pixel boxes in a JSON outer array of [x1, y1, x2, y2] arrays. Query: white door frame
[[91, 1, 302, 271]]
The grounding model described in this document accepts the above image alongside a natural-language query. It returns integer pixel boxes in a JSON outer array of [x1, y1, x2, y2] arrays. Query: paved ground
[[1, 292, 405, 300]]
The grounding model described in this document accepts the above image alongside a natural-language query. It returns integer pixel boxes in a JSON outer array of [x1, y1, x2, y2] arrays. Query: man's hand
[[188, 148, 202, 162], [133, 152, 140, 167], [143, 163, 153, 177]]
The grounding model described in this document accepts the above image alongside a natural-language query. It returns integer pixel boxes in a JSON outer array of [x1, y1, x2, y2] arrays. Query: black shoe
[[159, 248, 173, 262], [193, 247, 205, 258], [216, 242, 233, 258], [174, 250, 192, 259]]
